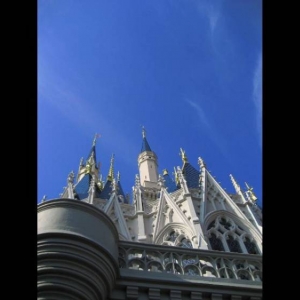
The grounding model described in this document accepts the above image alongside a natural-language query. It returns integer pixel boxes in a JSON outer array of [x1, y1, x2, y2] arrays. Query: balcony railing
[[118, 241, 262, 283]]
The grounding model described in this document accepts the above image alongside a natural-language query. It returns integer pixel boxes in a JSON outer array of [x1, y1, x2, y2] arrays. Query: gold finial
[[97, 180, 103, 190], [93, 133, 101, 146], [142, 126, 146, 138], [245, 182, 258, 202], [163, 169, 168, 175], [179, 148, 188, 163], [85, 163, 91, 174], [107, 153, 115, 181]]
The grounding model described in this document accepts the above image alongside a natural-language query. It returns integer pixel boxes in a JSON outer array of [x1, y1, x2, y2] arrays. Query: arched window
[[244, 237, 259, 254], [206, 216, 260, 255], [227, 235, 242, 253], [209, 233, 224, 251], [220, 218, 232, 230]]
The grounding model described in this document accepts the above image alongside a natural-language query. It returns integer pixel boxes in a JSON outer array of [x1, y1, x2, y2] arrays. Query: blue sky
[[38, 0, 262, 207]]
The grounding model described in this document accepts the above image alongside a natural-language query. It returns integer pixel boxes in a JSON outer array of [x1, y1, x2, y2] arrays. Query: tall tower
[[137, 127, 159, 187], [38, 130, 262, 300]]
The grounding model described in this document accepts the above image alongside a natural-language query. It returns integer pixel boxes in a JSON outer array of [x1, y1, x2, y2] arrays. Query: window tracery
[[206, 216, 260, 255], [163, 230, 193, 248]]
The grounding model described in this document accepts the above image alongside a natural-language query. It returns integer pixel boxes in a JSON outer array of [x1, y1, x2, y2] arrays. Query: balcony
[[118, 241, 262, 283]]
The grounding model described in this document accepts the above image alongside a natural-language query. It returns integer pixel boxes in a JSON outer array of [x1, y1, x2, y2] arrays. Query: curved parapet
[[37, 199, 120, 300]]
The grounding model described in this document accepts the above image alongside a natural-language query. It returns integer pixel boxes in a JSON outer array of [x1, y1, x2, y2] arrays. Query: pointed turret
[[107, 154, 115, 181], [86, 133, 101, 173], [87, 134, 98, 164], [138, 127, 159, 187], [101, 154, 115, 199], [116, 171, 128, 203], [100, 155, 128, 203], [141, 126, 152, 152], [76, 134, 101, 182], [73, 134, 102, 200]]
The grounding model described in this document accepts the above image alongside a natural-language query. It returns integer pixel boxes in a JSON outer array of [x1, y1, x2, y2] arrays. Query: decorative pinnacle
[[67, 171, 75, 183], [117, 171, 120, 182], [179, 148, 188, 163], [163, 169, 168, 175], [230, 174, 241, 193], [89, 175, 96, 191], [93, 133, 101, 146], [41, 195, 47, 202], [142, 126, 146, 138], [135, 174, 140, 187], [245, 182, 257, 202], [112, 178, 119, 193], [107, 153, 115, 181], [174, 167, 179, 185], [198, 157, 206, 168], [158, 174, 165, 187], [79, 157, 84, 166]]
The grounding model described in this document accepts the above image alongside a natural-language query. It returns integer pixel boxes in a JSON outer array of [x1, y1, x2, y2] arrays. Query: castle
[[38, 129, 262, 300]]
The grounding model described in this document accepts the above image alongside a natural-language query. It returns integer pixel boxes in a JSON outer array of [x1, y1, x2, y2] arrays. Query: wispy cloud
[[186, 99, 211, 130], [38, 60, 137, 166], [207, 3, 221, 35], [185, 99, 228, 157], [196, 0, 224, 36], [252, 52, 262, 149]]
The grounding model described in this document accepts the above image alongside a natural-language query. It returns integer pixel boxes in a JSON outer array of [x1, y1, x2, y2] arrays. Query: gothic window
[[227, 235, 242, 253], [244, 237, 259, 254], [207, 221, 215, 230], [209, 233, 225, 251], [206, 216, 260, 255], [220, 218, 232, 230]]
